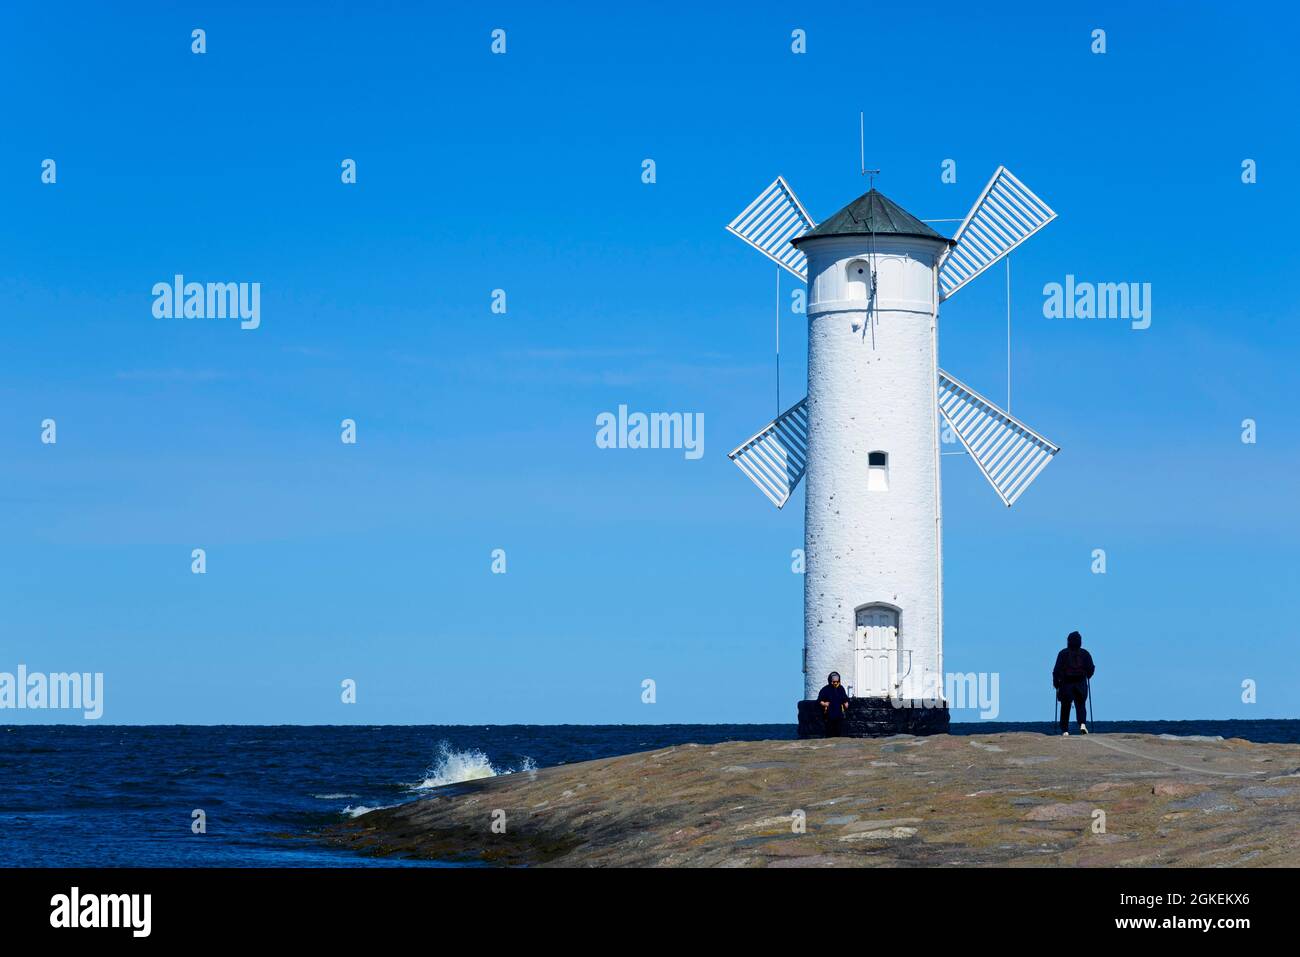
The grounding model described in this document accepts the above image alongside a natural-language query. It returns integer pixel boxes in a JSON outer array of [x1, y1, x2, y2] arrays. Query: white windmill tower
[[725, 167, 1059, 736]]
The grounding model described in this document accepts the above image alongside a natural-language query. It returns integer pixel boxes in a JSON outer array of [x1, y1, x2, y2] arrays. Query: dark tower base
[[797, 697, 950, 738]]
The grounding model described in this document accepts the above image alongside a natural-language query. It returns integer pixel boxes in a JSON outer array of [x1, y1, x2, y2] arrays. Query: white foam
[[411, 742, 536, 790], [341, 803, 396, 818]]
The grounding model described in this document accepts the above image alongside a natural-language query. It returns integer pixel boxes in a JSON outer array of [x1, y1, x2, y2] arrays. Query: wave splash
[[411, 742, 536, 791]]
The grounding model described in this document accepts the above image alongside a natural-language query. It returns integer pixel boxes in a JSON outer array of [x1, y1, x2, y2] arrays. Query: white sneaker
[[1080, 724, 1089, 734], [1062, 731, 1070, 736]]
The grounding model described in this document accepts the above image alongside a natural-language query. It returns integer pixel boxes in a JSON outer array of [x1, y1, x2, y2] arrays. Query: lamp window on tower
[[867, 451, 889, 491]]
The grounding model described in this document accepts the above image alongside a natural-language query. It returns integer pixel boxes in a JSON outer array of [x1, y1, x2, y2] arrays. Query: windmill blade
[[726, 177, 815, 281], [939, 167, 1056, 301], [937, 370, 1059, 507], [728, 398, 809, 509]]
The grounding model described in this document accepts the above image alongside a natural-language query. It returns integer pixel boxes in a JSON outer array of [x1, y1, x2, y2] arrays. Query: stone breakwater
[[326, 732, 1300, 867]]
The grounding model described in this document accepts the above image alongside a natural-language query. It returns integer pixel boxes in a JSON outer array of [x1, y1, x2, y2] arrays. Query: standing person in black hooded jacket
[[1053, 631, 1095, 736], [817, 672, 850, 737]]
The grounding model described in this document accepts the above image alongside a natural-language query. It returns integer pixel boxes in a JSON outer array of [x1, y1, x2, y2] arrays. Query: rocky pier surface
[[326, 732, 1300, 867]]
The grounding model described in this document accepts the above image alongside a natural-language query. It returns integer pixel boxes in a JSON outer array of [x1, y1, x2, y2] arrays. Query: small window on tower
[[846, 259, 870, 300], [868, 451, 889, 491]]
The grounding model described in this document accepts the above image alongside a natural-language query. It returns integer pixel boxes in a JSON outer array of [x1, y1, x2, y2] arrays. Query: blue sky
[[1, 2, 1297, 724]]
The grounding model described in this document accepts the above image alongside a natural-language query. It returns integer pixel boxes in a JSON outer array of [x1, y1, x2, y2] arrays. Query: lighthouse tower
[[725, 168, 1060, 737], [791, 191, 951, 734]]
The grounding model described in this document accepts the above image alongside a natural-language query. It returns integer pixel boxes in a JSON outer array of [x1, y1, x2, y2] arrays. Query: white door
[[855, 606, 899, 697]]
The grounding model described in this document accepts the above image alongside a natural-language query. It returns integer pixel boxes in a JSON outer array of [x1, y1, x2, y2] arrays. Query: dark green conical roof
[[791, 188, 952, 246]]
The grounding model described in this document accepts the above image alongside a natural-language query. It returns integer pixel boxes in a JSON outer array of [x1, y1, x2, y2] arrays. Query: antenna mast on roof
[[859, 112, 880, 187]]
